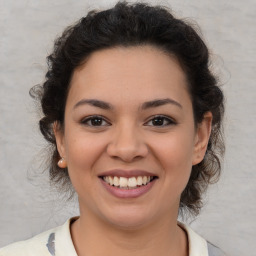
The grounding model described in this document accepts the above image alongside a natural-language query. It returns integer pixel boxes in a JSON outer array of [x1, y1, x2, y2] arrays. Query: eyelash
[[81, 115, 110, 127], [81, 115, 176, 127], [144, 115, 176, 127]]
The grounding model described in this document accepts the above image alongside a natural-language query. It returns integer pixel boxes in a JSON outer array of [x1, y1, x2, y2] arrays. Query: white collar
[[178, 221, 209, 256], [55, 218, 208, 256]]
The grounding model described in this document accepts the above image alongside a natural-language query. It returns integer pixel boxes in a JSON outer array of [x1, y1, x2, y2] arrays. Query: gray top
[[207, 241, 227, 256]]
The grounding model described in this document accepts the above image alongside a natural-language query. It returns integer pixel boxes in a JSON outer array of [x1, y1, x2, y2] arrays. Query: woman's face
[[55, 45, 211, 229]]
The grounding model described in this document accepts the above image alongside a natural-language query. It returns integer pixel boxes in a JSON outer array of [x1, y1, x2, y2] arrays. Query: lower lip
[[100, 178, 156, 198]]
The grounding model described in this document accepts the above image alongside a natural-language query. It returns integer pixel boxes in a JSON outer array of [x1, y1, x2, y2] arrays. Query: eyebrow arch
[[73, 99, 113, 110], [73, 98, 182, 111], [141, 98, 182, 110]]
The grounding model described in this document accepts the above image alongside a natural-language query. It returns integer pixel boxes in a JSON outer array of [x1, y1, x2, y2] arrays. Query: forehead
[[67, 45, 190, 108]]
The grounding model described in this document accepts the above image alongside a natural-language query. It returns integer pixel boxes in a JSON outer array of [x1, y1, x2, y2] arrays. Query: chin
[[108, 217, 150, 231], [102, 206, 153, 231]]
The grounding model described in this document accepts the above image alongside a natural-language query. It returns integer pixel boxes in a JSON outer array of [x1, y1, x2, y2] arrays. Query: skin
[[55, 45, 212, 256]]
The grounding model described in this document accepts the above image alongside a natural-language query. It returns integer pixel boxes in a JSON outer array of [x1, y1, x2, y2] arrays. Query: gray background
[[0, 0, 255, 255]]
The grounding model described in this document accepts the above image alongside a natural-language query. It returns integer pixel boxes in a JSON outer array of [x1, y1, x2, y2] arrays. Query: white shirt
[[0, 217, 226, 256]]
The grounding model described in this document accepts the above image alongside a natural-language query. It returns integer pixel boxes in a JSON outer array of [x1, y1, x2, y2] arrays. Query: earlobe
[[192, 112, 212, 165], [53, 121, 66, 160], [57, 157, 67, 168]]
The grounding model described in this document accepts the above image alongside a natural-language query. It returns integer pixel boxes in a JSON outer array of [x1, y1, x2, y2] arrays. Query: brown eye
[[145, 115, 176, 127], [81, 116, 110, 127]]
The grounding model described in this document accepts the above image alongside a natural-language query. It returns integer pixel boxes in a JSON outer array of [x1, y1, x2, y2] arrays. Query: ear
[[192, 112, 212, 165], [53, 121, 66, 159]]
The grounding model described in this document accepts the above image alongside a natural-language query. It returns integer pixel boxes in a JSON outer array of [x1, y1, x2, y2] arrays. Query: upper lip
[[98, 169, 158, 178]]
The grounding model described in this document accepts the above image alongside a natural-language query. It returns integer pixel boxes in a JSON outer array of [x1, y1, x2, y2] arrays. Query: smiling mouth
[[100, 176, 158, 189]]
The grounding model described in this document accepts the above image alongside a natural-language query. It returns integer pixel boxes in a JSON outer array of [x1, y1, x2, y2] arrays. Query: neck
[[71, 208, 188, 256]]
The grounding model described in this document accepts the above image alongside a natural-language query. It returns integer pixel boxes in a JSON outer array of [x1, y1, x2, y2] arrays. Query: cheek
[[64, 132, 106, 179], [151, 131, 195, 183]]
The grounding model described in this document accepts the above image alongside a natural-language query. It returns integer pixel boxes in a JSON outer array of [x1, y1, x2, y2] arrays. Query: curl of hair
[[31, 1, 225, 216]]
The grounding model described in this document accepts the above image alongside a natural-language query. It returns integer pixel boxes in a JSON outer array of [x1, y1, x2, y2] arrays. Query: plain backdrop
[[0, 0, 255, 255]]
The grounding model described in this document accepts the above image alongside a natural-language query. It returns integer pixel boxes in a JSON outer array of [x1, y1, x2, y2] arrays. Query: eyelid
[[80, 115, 111, 126], [143, 115, 177, 126]]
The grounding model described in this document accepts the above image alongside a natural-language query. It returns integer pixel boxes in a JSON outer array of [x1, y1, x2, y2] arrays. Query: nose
[[106, 124, 148, 162]]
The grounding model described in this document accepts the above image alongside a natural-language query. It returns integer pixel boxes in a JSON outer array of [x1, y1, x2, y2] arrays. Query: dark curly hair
[[31, 1, 225, 216]]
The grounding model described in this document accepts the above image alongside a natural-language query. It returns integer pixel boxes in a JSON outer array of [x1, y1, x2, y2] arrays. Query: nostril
[[106, 142, 149, 163]]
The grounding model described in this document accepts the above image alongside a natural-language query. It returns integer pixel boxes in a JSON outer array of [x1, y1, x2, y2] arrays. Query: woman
[[0, 1, 225, 256]]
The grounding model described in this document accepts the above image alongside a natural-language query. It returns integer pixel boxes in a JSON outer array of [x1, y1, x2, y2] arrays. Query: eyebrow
[[73, 98, 182, 111], [141, 98, 182, 110], [73, 99, 113, 110]]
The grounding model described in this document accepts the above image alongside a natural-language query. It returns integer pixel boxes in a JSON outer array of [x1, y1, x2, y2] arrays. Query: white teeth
[[103, 175, 153, 188], [142, 176, 147, 185], [128, 177, 137, 188], [113, 176, 119, 186], [137, 176, 143, 186], [109, 176, 114, 185], [119, 177, 128, 188]]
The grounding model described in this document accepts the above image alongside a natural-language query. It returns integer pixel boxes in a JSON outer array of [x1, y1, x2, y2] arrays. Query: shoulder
[[207, 241, 227, 256], [178, 222, 227, 256], [0, 217, 78, 256], [0, 228, 56, 256]]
